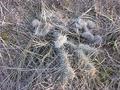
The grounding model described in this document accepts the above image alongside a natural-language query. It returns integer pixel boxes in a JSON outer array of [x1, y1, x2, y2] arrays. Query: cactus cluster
[[68, 17, 103, 45], [30, 14, 102, 89], [1, 0, 120, 90]]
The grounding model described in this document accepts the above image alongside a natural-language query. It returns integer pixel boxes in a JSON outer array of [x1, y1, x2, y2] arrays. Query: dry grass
[[0, 0, 120, 90]]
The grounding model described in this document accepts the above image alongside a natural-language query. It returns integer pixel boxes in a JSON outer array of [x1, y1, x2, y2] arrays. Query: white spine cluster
[[32, 19, 41, 36], [87, 20, 96, 29], [32, 19, 41, 27], [76, 18, 88, 29], [54, 34, 67, 48], [32, 19, 51, 36]]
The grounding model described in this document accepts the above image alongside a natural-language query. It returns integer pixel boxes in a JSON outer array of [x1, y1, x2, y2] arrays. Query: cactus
[[0, 2, 103, 89]]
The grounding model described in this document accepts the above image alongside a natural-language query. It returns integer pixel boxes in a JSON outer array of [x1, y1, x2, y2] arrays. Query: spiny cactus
[[32, 19, 52, 36], [78, 43, 98, 55], [86, 20, 96, 29], [52, 48, 75, 85], [78, 50, 96, 76], [81, 31, 95, 43], [94, 35, 103, 45], [28, 14, 103, 89], [1, 0, 120, 90]]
